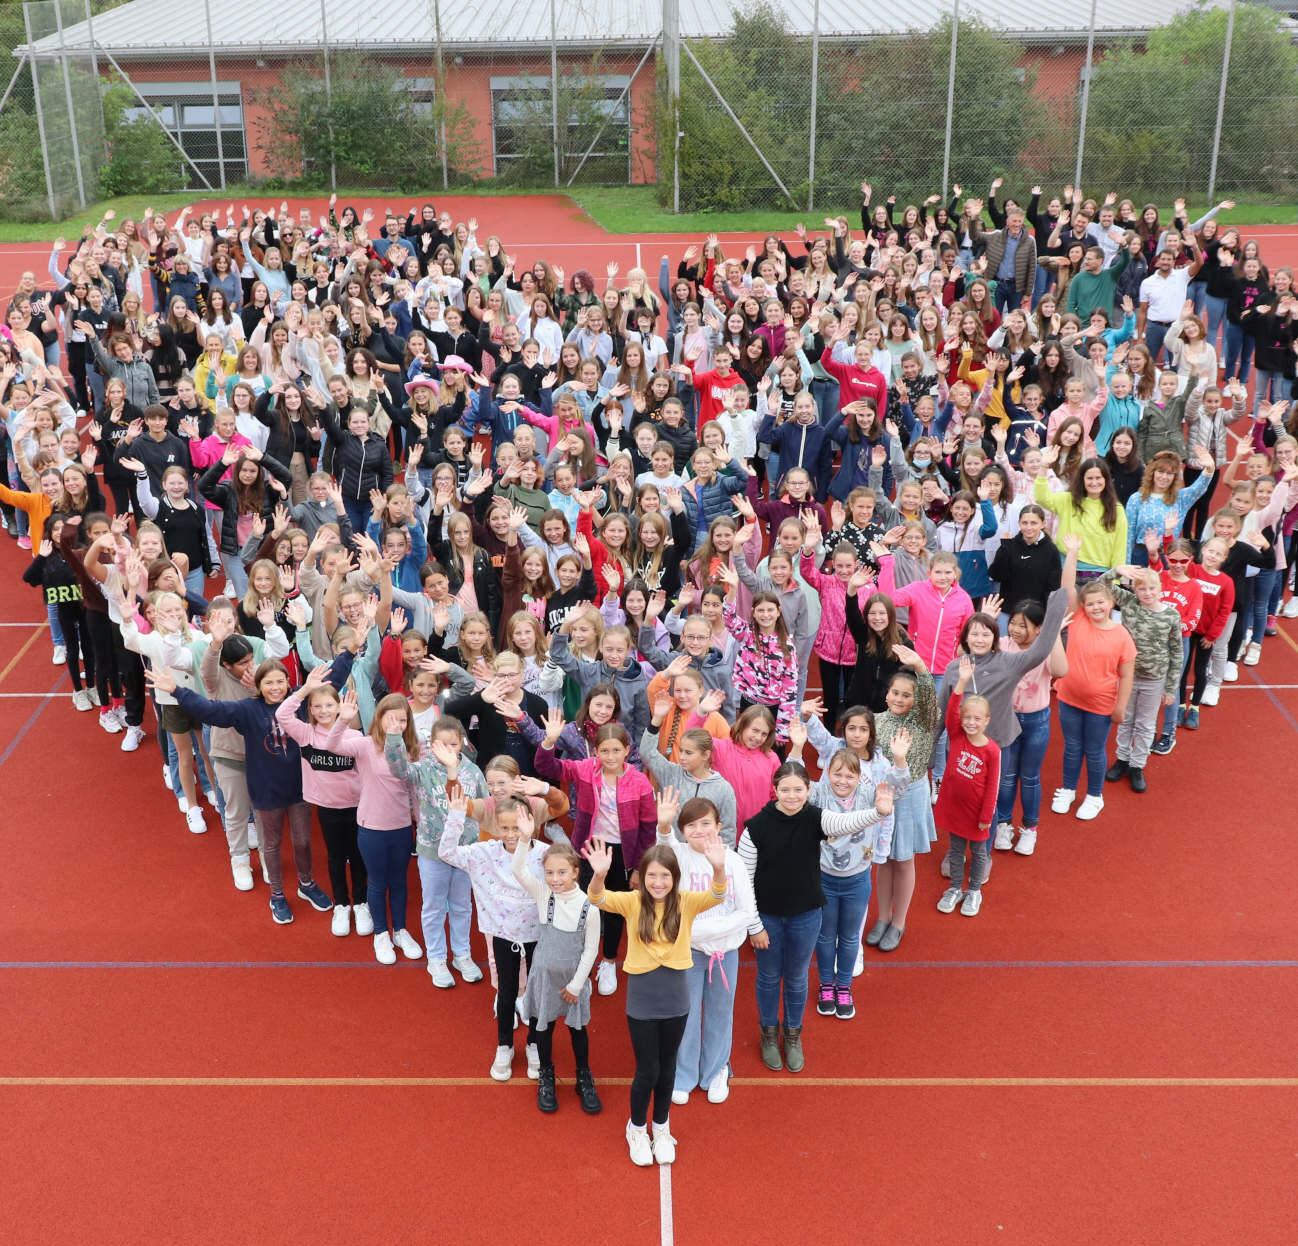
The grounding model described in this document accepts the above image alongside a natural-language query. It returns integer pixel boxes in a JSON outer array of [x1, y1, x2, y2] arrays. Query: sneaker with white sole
[[120, 724, 146, 752], [1224, 661, 1239, 682], [269, 892, 293, 924], [331, 905, 351, 937], [1284, 598, 1298, 619], [1051, 787, 1076, 814], [671, 1089, 690, 1106], [86, 687, 101, 707], [706, 1066, 731, 1103], [52, 644, 66, 665], [453, 954, 482, 982], [1075, 794, 1105, 821], [374, 931, 396, 965], [626, 1122, 653, 1167], [596, 960, 617, 995], [651, 1122, 677, 1165], [936, 887, 963, 913], [177, 795, 190, 814], [525, 1042, 541, 1080], [99, 707, 124, 734], [393, 928, 423, 959], [1201, 684, 1220, 707], [960, 890, 983, 917], [162, 764, 173, 791], [185, 806, 207, 834], [1014, 828, 1038, 856], [993, 822, 1015, 851], [352, 902, 374, 936], [940, 856, 951, 878], [247, 821, 260, 850], [853, 945, 864, 977], [230, 854, 254, 891], [297, 881, 333, 912], [490, 1045, 514, 1082], [71, 689, 93, 712], [1244, 642, 1262, 666], [429, 959, 454, 988]]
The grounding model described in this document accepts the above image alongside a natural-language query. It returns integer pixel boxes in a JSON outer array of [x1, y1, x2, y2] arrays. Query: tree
[[98, 81, 183, 197], [1082, 5, 1298, 201]]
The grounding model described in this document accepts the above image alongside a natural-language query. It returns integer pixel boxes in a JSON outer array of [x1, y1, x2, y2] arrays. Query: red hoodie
[[1190, 564, 1235, 641]]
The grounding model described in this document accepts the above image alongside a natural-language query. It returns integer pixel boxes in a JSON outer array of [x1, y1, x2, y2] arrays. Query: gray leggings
[[945, 834, 990, 892], [256, 802, 314, 894], [213, 757, 252, 858], [1115, 676, 1164, 768]]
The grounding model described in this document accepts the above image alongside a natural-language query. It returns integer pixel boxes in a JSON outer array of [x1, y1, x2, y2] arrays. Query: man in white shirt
[[1138, 236, 1204, 364]]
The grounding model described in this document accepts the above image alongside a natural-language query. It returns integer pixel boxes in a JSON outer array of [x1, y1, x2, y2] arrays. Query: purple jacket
[[534, 747, 657, 870]]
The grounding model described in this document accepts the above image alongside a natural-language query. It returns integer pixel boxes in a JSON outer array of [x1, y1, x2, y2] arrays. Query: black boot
[[537, 1064, 558, 1113], [1105, 758, 1128, 783], [1128, 767, 1147, 793], [574, 1067, 602, 1114]]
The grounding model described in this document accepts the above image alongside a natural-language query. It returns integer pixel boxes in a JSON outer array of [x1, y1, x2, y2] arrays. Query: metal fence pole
[[204, 0, 226, 190], [940, 0, 959, 195], [1207, 0, 1236, 201], [83, 0, 104, 159], [662, 0, 679, 212], [432, 0, 448, 189], [24, 5, 58, 218], [0, 53, 27, 117], [55, 1, 88, 208], [807, 0, 820, 212], [319, 0, 335, 191], [1073, 0, 1097, 190], [550, 0, 560, 186]]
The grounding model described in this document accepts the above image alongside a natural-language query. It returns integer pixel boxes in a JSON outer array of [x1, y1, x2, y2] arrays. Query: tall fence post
[[1207, 0, 1236, 201], [55, 1, 88, 208], [662, 0, 680, 212], [204, 0, 226, 190], [550, 0, 560, 186], [319, 0, 335, 191], [83, 0, 104, 159], [24, 3, 58, 218], [940, 0, 959, 195], [1073, 0, 1098, 190], [807, 0, 820, 211], [432, 0, 448, 190]]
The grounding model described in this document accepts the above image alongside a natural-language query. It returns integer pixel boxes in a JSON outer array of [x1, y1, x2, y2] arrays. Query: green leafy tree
[[97, 81, 181, 197]]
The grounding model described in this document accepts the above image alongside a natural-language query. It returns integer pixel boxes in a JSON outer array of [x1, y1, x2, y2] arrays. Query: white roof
[[18, 0, 1237, 58]]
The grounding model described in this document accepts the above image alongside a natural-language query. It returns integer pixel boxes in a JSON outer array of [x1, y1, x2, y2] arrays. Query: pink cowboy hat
[[404, 375, 440, 397], [440, 354, 474, 374]]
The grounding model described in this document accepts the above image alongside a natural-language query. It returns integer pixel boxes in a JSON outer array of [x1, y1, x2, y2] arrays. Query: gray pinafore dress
[[522, 893, 593, 1031]]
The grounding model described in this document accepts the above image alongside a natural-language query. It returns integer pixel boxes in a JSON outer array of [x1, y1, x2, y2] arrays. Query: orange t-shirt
[[1055, 613, 1136, 715]]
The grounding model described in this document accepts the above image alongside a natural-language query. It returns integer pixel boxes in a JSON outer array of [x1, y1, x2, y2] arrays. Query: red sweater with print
[[932, 693, 1001, 841], [1189, 565, 1235, 642]]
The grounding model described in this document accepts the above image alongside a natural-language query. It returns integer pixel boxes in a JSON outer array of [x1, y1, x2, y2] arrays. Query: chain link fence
[[1, 0, 1295, 221]]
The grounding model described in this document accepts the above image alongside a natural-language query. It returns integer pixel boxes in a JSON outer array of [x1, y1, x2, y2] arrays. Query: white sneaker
[[393, 928, 423, 960], [1224, 662, 1239, 683], [120, 724, 146, 752], [86, 687, 101, 707], [940, 856, 951, 878], [671, 1089, 690, 1106], [429, 959, 454, 988], [221, 581, 235, 599], [853, 945, 864, 978], [490, 1045, 514, 1082], [1201, 684, 1220, 707], [1244, 643, 1262, 667], [352, 901, 373, 936], [525, 1042, 540, 1080], [331, 905, 351, 937], [1014, 829, 1038, 857], [52, 644, 66, 665], [374, 931, 396, 965], [706, 1067, 731, 1103], [185, 806, 206, 834], [651, 1122, 677, 1165], [960, 890, 983, 917], [993, 822, 1015, 851], [247, 820, 260, 850], [596, 960, 617, 995], [1051, 787, 1076, 814], [177, 795, 190, 814], [930, 780, 941, 805], [162, 764, 173, 791], [1283, 598, 1298, 618], [230, 854, 254, 891], [1075, 794, 1105, 821], [626, 1121, 654, 1166], [71, 689, 93, 712], [99, 707, 124, 734], [453, 954, 483, 982], [937, 886, 963, 913]]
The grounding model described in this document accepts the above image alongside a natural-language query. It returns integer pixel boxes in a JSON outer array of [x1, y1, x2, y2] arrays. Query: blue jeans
[[1188, 279, 1207, 317], [1031, 262, 1051, 308], [992, 280, 1020, 315], [342, 497, 372, 544], [674, 947, 739, 1094], [1250, 567, 1281, 648], [218, 550, 248, 599], [931, 673, 948, 783], [46, 599, 65, 647], [811, 377, 839, 426], [164, 726, 216, 799], [995, 706, 1051, 828], [1145, 321, 1172, 367], [815, 870, 872, 990], [1159, 637, 1191, 737], [1252, 368, 1286, 415], [359, 825, 412, 936], [417, 853, 473, 963], [755, 908, 822, 1028], [1223, 322, 1253, 382], [6, 458, 28, 537], [1203, 294, 1229, 353], [1058, 700, 1112, 798]]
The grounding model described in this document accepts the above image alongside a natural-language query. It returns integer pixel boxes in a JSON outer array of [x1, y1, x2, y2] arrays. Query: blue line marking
[[0, 672, 65, 769]]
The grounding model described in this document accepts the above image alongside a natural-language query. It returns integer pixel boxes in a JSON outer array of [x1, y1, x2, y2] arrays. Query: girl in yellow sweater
[[586, 833, 728, 1168]]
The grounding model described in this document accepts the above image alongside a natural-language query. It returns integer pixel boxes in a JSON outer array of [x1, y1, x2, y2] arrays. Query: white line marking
[[659, 1162, 674, 1246], [0, 692, 74, 697]]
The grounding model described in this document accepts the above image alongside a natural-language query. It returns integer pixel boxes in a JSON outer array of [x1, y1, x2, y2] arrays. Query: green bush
[[98, 82, 184, 197]]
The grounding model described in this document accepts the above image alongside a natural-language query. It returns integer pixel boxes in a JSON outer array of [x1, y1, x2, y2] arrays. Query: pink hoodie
[[878, 557, 974, 675], [800, 552, 867, 667], [275, 695, 364, 811]]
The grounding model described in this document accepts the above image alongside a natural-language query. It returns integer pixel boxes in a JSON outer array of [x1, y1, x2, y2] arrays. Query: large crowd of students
[[2, 180, 1295, 1166]]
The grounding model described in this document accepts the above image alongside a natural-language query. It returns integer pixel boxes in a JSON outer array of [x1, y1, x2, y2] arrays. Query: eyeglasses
[[1165, 557, 1192, 565]]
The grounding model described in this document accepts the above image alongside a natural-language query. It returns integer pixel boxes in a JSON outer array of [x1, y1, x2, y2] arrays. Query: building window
[[396, 77, 437, 119], [125, 81, 246, 188], [490, 75, 629, 181]]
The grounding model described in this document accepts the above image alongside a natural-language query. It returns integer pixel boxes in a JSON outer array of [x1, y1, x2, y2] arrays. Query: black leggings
[[1228, 580, 1254, 661], [316, 805, 368, 907], [1180, 635, 1213, 707], [1182, 465, 1219, 543], [530, 1019, 589, 1072], [110, 622, 147, 726], [628, 1013, 688, 1127], [578, 842, 629, 960], [55, 602, 90, 691], [82, 610, 121, 706], [818, 658, 852, 732], [492, 936, 537, 1047]]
